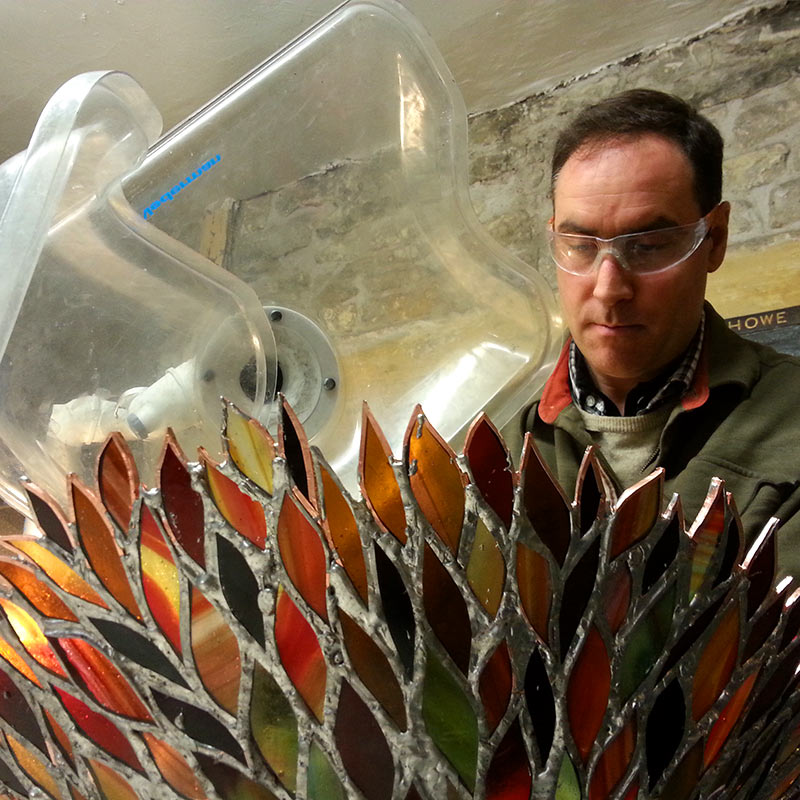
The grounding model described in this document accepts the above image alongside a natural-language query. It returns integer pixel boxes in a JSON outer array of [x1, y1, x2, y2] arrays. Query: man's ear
[[707, 201, 730, 274]]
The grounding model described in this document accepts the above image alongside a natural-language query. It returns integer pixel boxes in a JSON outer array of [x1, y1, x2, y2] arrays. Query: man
[[525, 89, 800, 578]]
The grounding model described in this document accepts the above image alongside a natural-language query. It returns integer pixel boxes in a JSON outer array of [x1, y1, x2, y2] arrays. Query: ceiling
[[0, 0, 767, 165]]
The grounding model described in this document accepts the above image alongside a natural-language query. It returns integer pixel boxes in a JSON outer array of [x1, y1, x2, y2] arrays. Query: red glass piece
[[334, 680, 394, 800], [0, 598, 66, 677], [405, 406, 466, 555], [464, 414, 515, 529], [517, 542, 550, 643], [575, 447, 610, 536], [0, 560, 77, 621], [3, 731, 64, 800], [519, 434, 571, 566], [485, 719, 532, 800], [479, 641, 513, 733], [24, 484, 74, 552], [159, 433, 206, 567], [278, 397, 318, 511], [87, 758, 140, 799], [567, 626, 610, 762], [467, 519, 505, 618], [0, 666, 45, 751], [359, 404, 407, 544], [97, 432, 139, 534], [275, 589, 326, 721], [143, 732, 208, 799], [224, 401, 276, 495], [588, 719, 636, 800], [524, 647, 555, 765], [704, 668, 759, 767], [605, 564, 632, 635], [609, 470, 663, 559], [70, 477, 142, 620], [692, 599, 740, 721], [688, 478, 726, 596], [277, 493, 328, 622]]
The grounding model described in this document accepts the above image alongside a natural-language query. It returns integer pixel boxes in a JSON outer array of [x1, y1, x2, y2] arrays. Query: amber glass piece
[[0, 666, 45, 751], [205, 455, 267, 549], [609, 470, 662, 559], [359, 404, 406, 544], [335, 680, 394, 800], [406, 406, 465, 555], [517, 542, 550, 643], [0, 634, 40, 686], [276, 493, 328, 622], [321, 463, 368, 604], [642, 498, 681, 594], [190, 586, 241, 715], [423, 543, 471, 673], [742, 519, 779, 617], [0, 561, 77, 621], [479, 641, 512, 733], [274, 588, 326, 721], [71, 477, 142, 620], [464, 413, 514, 529], [225, 402, 276, 494], [374, 544, 415, 676], [143, 732, 208, 799], [704, 668, 759, 767], [692, 599, 740, 720], [279, 397, 318, 510], [575, 447, 608, 537], [645, 679, 685, 789], [44, 709, 75, 769], [485, 719, 532, 800], [555, 753, 580, 800], [567, 627, 610, 762], [524, 646, 555, 765], [658, 740, 702, 800], [520, 435, 571, 566], [588, 719, 636, 800], [24, 484, 74, 552], [197, 753, 280, 800], [4, 732, 64, 800], [338, 610, 407, 731], [87, 758, 139, 800], [0, 598, 65, 676], [308, 740, 347, 800], [159, 433, 206, 567], [97, 432, 139, 533], [604, 564, 632, 635], [139, 503, 181, 654], [688, 478, 726, 596], [560, 537, 601, 659], [467, 519, 505, 618]]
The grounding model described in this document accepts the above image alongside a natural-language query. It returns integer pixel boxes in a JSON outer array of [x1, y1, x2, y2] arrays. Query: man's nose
[[592, 253, 635, 303]]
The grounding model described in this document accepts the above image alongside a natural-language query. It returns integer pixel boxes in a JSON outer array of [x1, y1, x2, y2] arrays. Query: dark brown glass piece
[[646, 679, 685, 789], [524, 646, 555, 764], [374, 544, 415, 677], [485, 719, 532, 800], [575, 447, 608, 537], [742, 518, 779, 618], [479, 641, 512, 733], [642, 498, 681, 594], [559, 537, 600, 660], [464, 414, 514, 529], [25, 484, 74, 552], [278, 397, 317, 511]]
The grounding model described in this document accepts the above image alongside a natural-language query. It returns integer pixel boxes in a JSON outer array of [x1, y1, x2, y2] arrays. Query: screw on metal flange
[[323, 377, 337, 391], [269, 309, 283, 322]]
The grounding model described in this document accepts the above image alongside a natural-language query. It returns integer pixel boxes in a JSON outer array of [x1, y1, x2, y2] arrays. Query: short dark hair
[[551, 89, 724, 214]]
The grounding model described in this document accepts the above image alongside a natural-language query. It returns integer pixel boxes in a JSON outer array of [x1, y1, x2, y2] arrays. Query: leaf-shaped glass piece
[[743, 637, 800, 729], [308, 740, 347, 800], [0, 598, 65, 677], [517, 542, 551, 643], [321, 463, 368, 605], [524, 646, 556, 765], [642, 498, 681, 594], [374, 544, 415, 677], [87, 758, 139, 800], [743, 583, 788, 662], [555, 753, 581, 800], [692, 599, 740, 721], [658, 739, 702, 800], [25, 484, 74, 552], [485, 719, 532, 800], [0, 561, 77, 621], [274, 588, 326, 722], [588, 718, 636, 800], [197, 753, 280, 800], [190, 586, 241, 714], [205, 456, 267, 549], [338, 610, 407, 731], [688, 478, 726, 597], [142, 732, 208, 799], [575, 447, 609, 537], [422, 650, 478, 792], [4, 732, 65, 800], [742, 519, 779, 618], [97, 432, 139, 534], [466, 519, 505, 618], [423, 543, 471, 674], [56, 687, 143, 772], [279, 397, 318, 510], [781, 586, 800, 649], [567, 627, 610, 762], [0, 750, 27, 796], [464, 414, 514, 530], [160, 433, 206, 567], [359, 405, 406, 544], [71, 477, 142, 620], [225, 402, 276, 495], [609, 470, 662, 559], [250, 661, 299, 792], [216, 534, 264, 647], [334, 680, 395, 800], [645, 679, 685, 790], [139, 503, 181, 654], [703, 668, 759, 767], [406, 407, 465, 555], [520, 435, 571, 566], [560, 537, 601, 660], [43, 709, 75, 769], [604, 564, 632, 635], [277, 493, 328, 621], [0, 633, 41, 686], [0, 666, 46, 751], [479, 641, 512, 734]]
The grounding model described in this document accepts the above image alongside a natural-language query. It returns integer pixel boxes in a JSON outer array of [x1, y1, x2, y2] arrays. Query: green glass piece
[[466, 519, 505, 618], [250, 662, 298, 792], [555, 753, 581, 800], [308, 741, 347, 800], [422, 650, 478, 791]]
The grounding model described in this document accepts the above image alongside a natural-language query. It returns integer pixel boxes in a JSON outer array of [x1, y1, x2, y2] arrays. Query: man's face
[[552, 134, 729, 405]]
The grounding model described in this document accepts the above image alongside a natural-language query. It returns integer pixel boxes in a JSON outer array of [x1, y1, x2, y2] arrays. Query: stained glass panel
[[464, 414, 514, 530], [97, 432, 139, 534], [225, 402, 276, 495]]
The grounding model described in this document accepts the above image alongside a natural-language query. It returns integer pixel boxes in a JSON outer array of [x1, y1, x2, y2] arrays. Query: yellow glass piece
[[226, 403, 275, 494], [0, 561, 78, 621], [143, 733, 208, 799], [0, 598, 65, 676], [466, 519, 505, 617], [87, 758, 139, 800], [5, 732, 64, 800], [0, 634, 41, 686]]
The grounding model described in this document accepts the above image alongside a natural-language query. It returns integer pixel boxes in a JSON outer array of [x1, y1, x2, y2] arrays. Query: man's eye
[[569, 241, 596, 254]]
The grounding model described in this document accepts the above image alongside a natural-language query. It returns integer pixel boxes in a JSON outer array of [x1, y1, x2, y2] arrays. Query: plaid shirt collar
[[569, 311, 706, 417]]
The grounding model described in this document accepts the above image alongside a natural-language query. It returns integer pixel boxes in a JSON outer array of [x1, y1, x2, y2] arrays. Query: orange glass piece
[[692, 599, 740, 721], [0, 560, 77, 621], [479, 641, 512, 733], [520, 435, 571, 567], [359, 405, 407, 544], [688, 478, 726, 596], [405, 406, 465, 555], [609, 470, 663, 559], [517, 542, 551, 643], [464, 414, 515, 530], [225, 402, 276, 495], [0, 598, 65, 677], [143, 732, 208, 799], [139, 504, 182, 654], [0, 634, 41, 686], [588, 719, 636, 800], [567, 627, 610, 762], [320, 463, 368, 605], [275, 588, 326, 722], [24, 484, 74, 552], [338, 610, 407, 731], [204, 455, 267, 550], [704, 668, 759, 767], [70, 477, 142, 620], [467, 519, 505, 618], [485, 719, 532, 800], [43, 709, 75, 769], [4, 732, 64, 800], [279, 398, 318, 511], [604, 564, 632, 635], [277, 493, 329, 622], [87, 758, 140, 800], [191, 587, 241, 715], [97, 432, 140, 534]]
